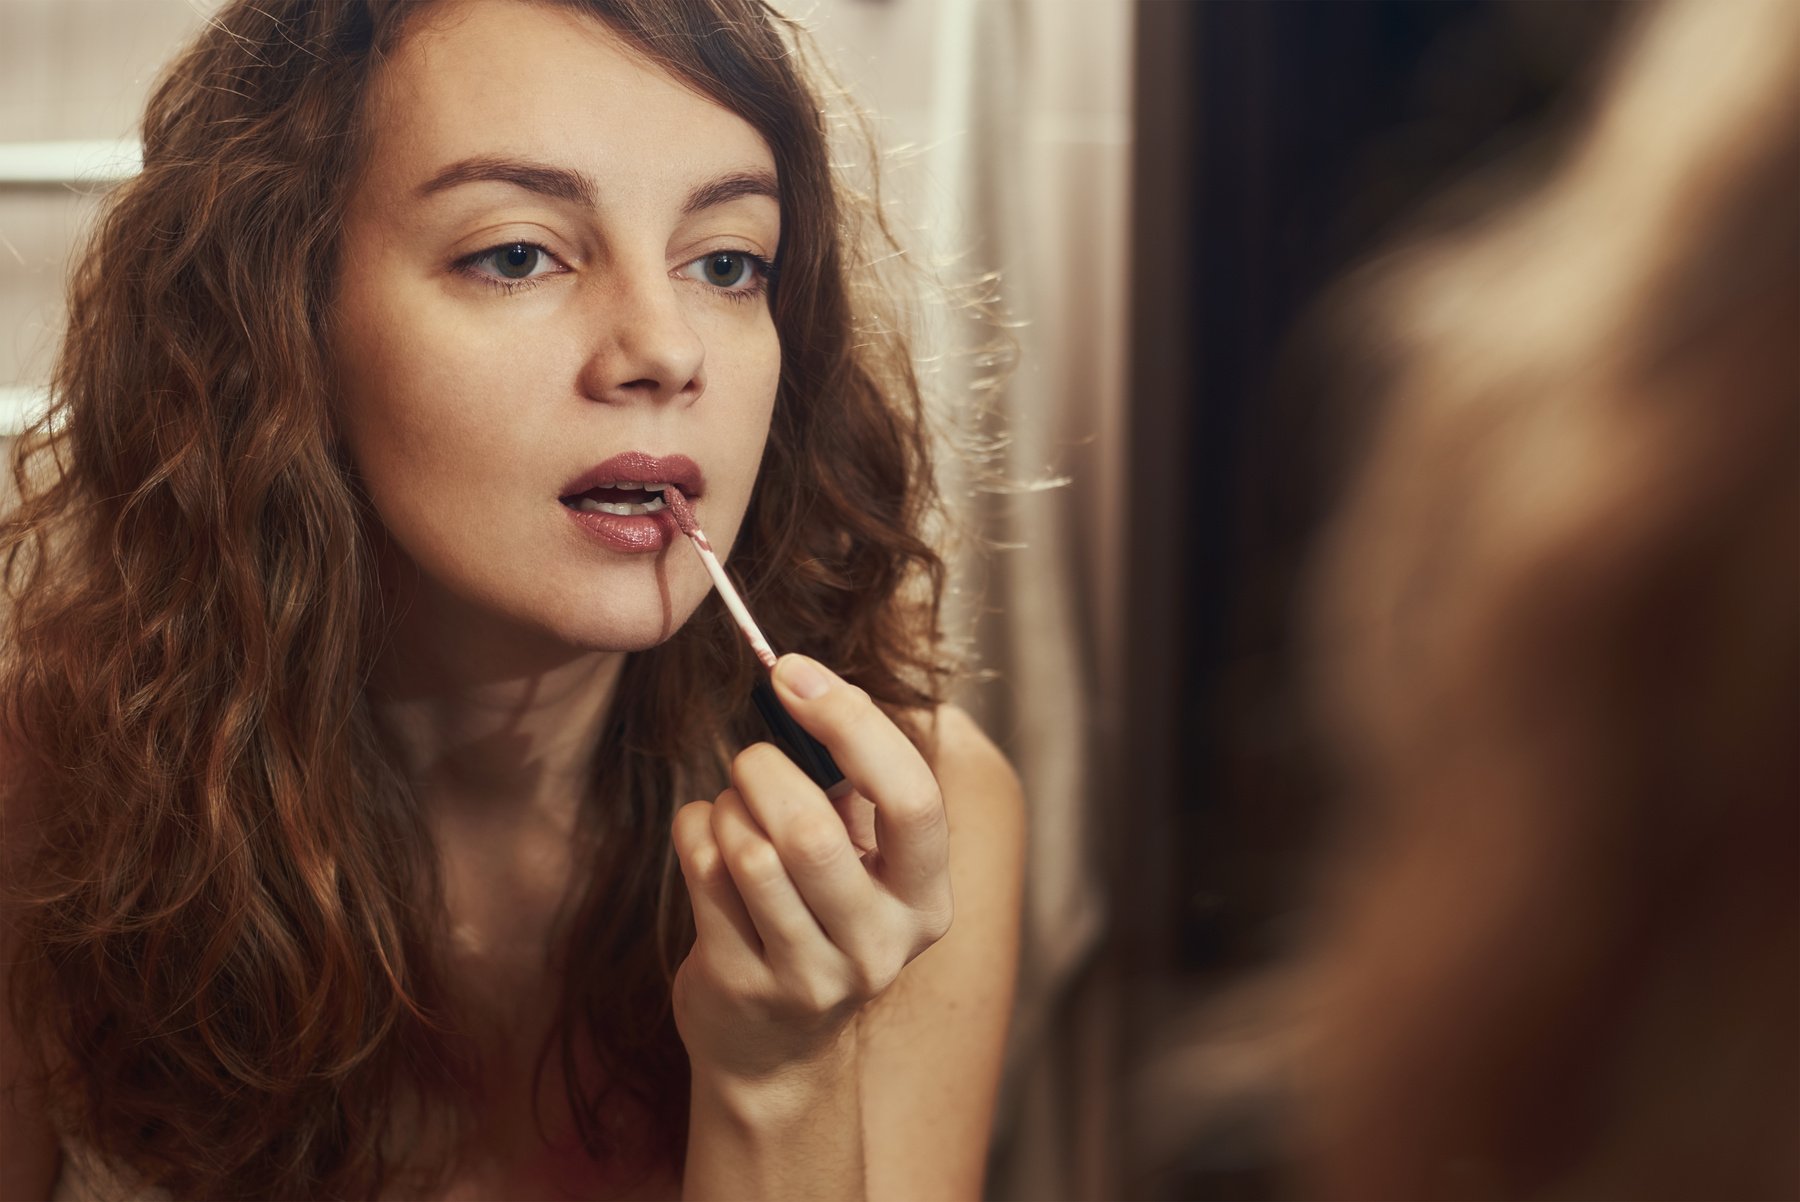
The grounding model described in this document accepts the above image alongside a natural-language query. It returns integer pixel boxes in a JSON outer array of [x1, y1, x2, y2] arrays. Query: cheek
[[334, 270, 430, 484], [707, 318, 782, 531], [327, 281, 561, 611], [332, 277, 523, 506], [711, 312, 782, 439]]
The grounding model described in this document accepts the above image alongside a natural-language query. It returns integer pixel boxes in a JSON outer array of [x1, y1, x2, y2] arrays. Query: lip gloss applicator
[[662, 486, 849, 799]]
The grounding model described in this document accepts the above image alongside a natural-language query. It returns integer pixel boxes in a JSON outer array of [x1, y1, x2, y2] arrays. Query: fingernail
[[779, 655, 830, 700]]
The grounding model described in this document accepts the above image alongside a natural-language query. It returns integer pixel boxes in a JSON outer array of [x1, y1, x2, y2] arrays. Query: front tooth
[[596, 502, 636, 516], [615, 480, 643, 490], [645, 483, 668, 492]]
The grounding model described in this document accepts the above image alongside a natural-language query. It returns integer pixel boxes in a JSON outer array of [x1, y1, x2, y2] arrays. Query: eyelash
[[451, 242, 778, 302], [451, 242, 561, 295], [698, 251, 779, 304]]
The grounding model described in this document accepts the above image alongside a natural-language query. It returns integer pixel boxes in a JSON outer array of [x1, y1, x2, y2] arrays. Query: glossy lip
[[559, 451, 705, 555], [559, 451, 705, 500]]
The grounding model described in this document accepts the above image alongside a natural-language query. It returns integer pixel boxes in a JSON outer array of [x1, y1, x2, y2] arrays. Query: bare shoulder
[[919, 703, 1026, 835], [856, 704, 1024, 1201]]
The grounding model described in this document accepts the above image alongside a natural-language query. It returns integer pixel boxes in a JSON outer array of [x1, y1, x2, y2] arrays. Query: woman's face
[[331, 0, 781, 653]]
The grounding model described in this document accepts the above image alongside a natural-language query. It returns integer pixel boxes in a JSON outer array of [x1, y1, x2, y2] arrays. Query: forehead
[[360, 0, 776, 200]]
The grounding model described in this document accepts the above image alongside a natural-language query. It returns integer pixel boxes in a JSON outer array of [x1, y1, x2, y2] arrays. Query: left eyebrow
[[681, 169, 781, 216]]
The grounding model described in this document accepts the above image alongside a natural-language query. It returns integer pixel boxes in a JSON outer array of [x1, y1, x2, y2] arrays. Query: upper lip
[[560, 452, 705, 499]]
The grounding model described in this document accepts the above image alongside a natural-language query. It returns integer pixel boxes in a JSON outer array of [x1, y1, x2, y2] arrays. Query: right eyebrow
[[417, 155, 598, 208]]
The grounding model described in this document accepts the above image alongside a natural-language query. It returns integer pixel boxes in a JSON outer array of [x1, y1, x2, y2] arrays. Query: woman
[[0, 1, 1026, 1199]]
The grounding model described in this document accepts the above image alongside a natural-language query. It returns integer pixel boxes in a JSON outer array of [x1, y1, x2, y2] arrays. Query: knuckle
[[847, 955, 899, 1002], [920, 900, 954, 944], [724, 963, 781, 1011], [710, 787, 745, 825], [684, 947, 738, 998], [730, 968, 780, 1011], [730, 742, 784, 784], [730, 840, 786, 887], [838, 930, 906, 998], [673, 799, 712, 841], [687, 843, 726, 885], [688, 946, 729, 987], [708, 805, 740, 851], [893, 783, 948, 835], [796, 973, 851, 1017], [785, 820, 846, 870]]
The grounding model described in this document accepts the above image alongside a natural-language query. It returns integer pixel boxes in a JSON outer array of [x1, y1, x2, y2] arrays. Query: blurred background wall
[[0, 0, 212, 436]]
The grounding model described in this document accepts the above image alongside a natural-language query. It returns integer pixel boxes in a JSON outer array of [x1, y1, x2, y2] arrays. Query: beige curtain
[[808, 2, 1134, 1196]]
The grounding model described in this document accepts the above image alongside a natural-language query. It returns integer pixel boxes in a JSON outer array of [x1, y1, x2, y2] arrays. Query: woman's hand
[[670, 654, 954, 1086]]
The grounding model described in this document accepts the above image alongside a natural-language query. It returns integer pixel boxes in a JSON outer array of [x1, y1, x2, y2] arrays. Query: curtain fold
[[810, 2, 1134, 1195]]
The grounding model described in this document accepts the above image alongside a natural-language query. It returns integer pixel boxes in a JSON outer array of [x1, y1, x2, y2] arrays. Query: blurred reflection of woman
[[0, 2, 1025, 1199], [1305, 0, 1798, 1197]]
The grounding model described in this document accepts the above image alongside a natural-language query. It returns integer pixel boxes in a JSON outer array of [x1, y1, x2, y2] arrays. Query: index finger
[[768, 655, 948, 899]]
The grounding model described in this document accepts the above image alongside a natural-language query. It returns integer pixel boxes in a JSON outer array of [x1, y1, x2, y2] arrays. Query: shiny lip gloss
[[663, 485, 849, 798], [557, 451, 704, 554]]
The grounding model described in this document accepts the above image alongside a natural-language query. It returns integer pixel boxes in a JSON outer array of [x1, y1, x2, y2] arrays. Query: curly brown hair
[[0, 1, 954, 1197]]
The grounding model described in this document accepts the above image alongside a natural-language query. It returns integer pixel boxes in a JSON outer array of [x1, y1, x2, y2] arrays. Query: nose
[[576, 267, 706, 406]]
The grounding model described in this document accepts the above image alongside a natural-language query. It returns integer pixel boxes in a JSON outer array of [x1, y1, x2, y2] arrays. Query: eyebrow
[[416, 155, 780, 217], [680, 170, 781, 216], [418, 155, 595, 207]]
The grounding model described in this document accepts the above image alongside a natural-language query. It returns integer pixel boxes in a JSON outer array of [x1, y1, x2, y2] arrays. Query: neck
[[368, 573, 629, 828]]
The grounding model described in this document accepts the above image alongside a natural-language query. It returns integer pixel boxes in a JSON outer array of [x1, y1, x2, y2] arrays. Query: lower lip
[[562, 502, 680, 553]]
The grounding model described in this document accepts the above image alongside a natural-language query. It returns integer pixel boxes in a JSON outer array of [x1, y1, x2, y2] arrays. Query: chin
[[538, 590, 703, 654], [560, 620, 680, 653]]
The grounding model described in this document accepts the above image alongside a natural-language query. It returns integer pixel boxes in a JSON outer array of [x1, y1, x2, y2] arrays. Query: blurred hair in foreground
[[1300, 0, 1799, 1197]]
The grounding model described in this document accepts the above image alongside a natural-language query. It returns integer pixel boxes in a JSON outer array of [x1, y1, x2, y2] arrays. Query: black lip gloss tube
[[751, 676, 850, 799]]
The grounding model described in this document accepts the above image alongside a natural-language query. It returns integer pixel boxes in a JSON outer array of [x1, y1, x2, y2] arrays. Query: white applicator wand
[[663, 486, 849, 798]]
